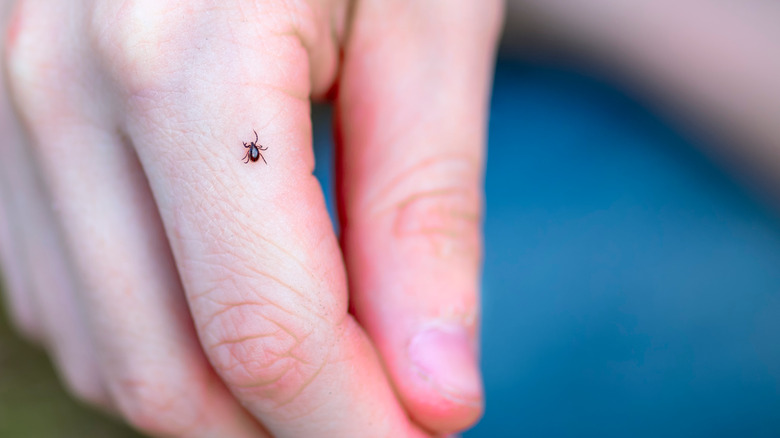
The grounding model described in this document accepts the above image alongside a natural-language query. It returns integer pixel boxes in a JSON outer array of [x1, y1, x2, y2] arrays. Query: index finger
[[98, 2, 426, 437]]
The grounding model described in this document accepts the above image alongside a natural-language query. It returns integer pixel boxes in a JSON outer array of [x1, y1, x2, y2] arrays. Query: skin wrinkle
[[240, 322, 342, 420], [221, 326, 335, 416], [218, 200, 322, 278], [230, 364, 294, 390], [357, 161, 482, 261], [223, 347, 323, 409], [196, 298, 301, 333], [192, 284, 316, 350], [390, 189, 480, 242], [195, 270, 331, 405], [174, 187, 326, 301], [237, 261, 318, 314], [271, 355, 327, 409], [254, 334, 338, 422], [242, 252, 312, 299], [267, 318, 305, 346], [214, 333, 300, 381], [359, 154, 480, 217], [214, 337, 315, 382], [185, 282, 221, 302], [159, 139, 324, 298], [207, 331, 282, 350], [160, 119, 228, 167], [242, 223, 321, 290], [213, 344, 296, 378], [390, 187, 474, 213]]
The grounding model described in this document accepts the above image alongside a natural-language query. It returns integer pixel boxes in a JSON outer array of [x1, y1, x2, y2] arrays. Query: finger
[[0, 121, 109, 407], [103, 2, 428, 436], [0, 61, 107, 407], [0, 83, 39, 342], [32, 125, 269, 438], [336, 0, 503, 432], [0, 179, 38, 340], [0, 0, 41, 341], [7, 2, 270, 436], [2, 3, 118, 407]]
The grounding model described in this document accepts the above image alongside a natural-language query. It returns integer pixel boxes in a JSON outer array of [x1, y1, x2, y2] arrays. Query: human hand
[[0, 0, 503, 437]]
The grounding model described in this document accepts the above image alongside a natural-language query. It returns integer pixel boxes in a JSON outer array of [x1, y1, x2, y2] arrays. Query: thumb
[[336, 0, 504, 433]]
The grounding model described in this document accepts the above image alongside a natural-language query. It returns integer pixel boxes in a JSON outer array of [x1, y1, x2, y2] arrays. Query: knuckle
[[201, 298, 329, 412], [392, 184, 482, 260], [91, 0, 310, 99], [110, 373, 208, 436], [91, 0, 188, 93], [364, 156, 483, 261], [4, 3, 59, 116]]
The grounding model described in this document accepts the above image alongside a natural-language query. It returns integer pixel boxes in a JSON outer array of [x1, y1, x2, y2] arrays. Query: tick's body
[[243, 130, 267, 164]]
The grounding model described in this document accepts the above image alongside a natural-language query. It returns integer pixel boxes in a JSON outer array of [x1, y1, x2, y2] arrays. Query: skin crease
[[0, 0, 502, 437]]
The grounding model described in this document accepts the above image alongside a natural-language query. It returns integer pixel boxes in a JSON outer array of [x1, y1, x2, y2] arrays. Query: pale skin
[[0, 0, 503, 437]]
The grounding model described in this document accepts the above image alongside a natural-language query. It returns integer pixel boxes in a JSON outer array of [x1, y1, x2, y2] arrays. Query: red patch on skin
[[5, 5, 23, 52]]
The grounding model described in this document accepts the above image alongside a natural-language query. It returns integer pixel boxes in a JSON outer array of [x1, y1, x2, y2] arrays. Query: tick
[[242, 130, 267, 164]]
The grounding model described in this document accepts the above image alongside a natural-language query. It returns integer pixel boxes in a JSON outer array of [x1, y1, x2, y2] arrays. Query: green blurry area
[[0, 284, 143, 438]]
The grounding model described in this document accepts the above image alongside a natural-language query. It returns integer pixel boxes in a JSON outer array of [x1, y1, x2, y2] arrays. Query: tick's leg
[[242, 151, 249, 163], [259, 144, 268, 151], [253, 130, 259, 144], [259, 152, 267, 165]]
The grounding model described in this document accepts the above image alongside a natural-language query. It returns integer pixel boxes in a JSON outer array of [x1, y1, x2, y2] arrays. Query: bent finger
[[8, 2, 270, 435], [104, 2, 428, 437]]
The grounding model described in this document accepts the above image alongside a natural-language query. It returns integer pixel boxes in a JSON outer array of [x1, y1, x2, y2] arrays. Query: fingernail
[[408, 325, 483, 405]]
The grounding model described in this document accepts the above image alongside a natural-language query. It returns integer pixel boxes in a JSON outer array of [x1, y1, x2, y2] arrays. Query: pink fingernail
[[408, 325, 483, 405]]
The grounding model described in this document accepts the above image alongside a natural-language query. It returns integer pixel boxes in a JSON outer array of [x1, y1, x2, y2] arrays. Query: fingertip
[[409, 325, 483, 406], [400, 324, 485, 433], [407, 388, 484, 434]]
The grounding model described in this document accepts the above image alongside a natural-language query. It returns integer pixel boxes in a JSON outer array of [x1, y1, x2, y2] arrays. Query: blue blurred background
[[467, 59, 780, 437], [2, 55, 779, 437]]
